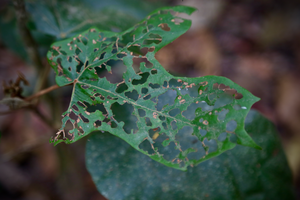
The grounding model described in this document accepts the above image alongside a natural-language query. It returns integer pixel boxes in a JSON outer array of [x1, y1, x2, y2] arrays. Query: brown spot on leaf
[[153, 112, 158, 119]]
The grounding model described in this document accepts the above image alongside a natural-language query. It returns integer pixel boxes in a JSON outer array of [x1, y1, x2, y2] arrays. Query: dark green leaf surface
[[26, 0, 164, 39], [48, 6, 260, 170], [86, 110, 295, 200]]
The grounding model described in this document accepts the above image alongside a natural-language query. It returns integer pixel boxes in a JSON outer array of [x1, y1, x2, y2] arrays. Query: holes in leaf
[[107, 96, 118, 100], [169, 108, 181, 117], [175, 126, 194, 150], [197, 101, 214, 112], [117, 53, 126, 59], [169, 78, 183, 87], [138, 109, 146, 117], [76, 58, 84, 73], [99, 52, 106, 60], [156, 90, 177, 111], [69, 111, 78, 121], [139, 139, 155, 154], [199, 128, 207, 136], [50, 48, 59, 56], [226, 120, 237, 132], [162, 122, 168, 130], [116, 82, 128, 93], [110, 121, 118, 128], [95, 60, 126, 84], [213, 83, 243, 99], [63, 121, 74, 140], [68, 67, 72, 72], [145, 117, 152, 127], [151, 69, 157, 74], [79, 113, 89, 123], [163, 81, 168, 88], [233, 104, 241, 110], [179, 85, 198, 98], [94, 93, 105, 100], [143, 94, 151, 100], [171, 120, 177, 130], [149, 127, 161, 138], [111, 102, 138, 134], [149, 83, 160, 89], [77, 101, 86, 108], [82, 37, 88, 45], [217, 109, 229, 121], [213, 93, 234, 109], [72, 105, 79, 112], [84, 61, 89, 68], [171, 18, 184, 25], [153, 133, 178, 161], [86, 103, 107, 115], [182, 103, 201, 120], [125, 90, 139, 101], [208, 93, 218, 101], [143, 33, 162, 45], [75, 123, 84, 135], [159, 115, 166, 121], [75, 47, 81, 55], [119, 31, 134, 46], [141, 88, 148, 94], [68, 57, 72, 62], [203, 138, 218, 153], [132, 72, 149, 85], [81, 84, 89, 89], [132, 57, 153, 69], [127, 45, 150, 56], [158, 23, 171, 31], [93, 120, 102, 128], [218, 132, 227, 141]]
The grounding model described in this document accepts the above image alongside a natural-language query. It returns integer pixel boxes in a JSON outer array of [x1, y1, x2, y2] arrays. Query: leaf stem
[[25, 83, 72, 102]]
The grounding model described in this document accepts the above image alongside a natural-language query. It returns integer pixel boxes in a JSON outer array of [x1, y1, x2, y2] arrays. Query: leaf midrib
[[76, 81, 196, 128]]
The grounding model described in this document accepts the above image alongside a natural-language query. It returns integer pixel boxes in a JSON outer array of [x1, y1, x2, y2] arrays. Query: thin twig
[[25, 84, 60, 102]]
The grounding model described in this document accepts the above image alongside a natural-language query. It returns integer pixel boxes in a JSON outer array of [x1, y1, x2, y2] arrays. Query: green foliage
[[47, 5, 260, 170], [0, 0, 163, 59], [86, 110, 295, 200], [27, 0, 164, 39]]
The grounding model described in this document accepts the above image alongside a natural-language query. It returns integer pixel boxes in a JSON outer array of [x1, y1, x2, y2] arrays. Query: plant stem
[[24, 84, 63, 102], [13, 0, 48, 93], [13, 0, 43, 71]]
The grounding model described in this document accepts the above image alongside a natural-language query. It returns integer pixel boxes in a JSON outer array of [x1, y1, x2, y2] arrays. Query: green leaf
[[26, 0, 165, 39], [86, 110, 295, 200], [48, 5, 260, 170]]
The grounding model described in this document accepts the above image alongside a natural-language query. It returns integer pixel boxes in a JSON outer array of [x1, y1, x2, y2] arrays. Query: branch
[[25, 84, 60, 102]]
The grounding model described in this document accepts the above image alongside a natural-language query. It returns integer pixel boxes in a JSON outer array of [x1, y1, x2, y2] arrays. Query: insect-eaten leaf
[[47, 5, 260, 170]]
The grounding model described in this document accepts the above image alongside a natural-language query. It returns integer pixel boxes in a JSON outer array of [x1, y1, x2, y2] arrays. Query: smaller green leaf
[[86, 110, 295, 200]]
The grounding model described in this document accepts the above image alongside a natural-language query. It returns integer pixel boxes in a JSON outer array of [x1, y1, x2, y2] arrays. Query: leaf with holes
[[47, 5, 260, 170]]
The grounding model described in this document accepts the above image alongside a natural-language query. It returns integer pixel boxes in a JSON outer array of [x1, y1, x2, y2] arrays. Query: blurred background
[[0, 0, 300, 199]]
